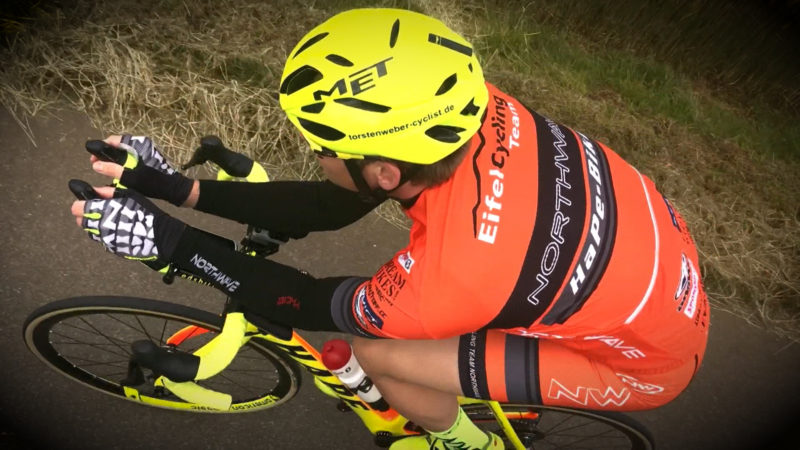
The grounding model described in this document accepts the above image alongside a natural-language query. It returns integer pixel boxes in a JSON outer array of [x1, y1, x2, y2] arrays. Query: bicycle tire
[[23, 296, 303, 413], [464, 403, 655, 450]]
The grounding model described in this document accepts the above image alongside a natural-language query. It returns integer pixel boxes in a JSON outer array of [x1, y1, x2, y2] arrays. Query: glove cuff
[[153, 213, 187, 260], [120, 165, 194, 206]]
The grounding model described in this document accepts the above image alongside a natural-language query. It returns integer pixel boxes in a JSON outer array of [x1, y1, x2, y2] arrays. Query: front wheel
[[465, 403, 654, 450], [23, 296, 302, 413]]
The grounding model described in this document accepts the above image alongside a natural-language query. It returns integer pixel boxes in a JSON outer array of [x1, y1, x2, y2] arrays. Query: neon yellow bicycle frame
[[123, 310, 528, 449]]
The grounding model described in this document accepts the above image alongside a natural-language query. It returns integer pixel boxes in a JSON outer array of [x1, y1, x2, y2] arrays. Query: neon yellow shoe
[[389, 432, 504, 450]]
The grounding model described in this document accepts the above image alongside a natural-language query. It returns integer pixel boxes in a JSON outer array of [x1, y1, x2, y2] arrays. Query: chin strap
[[344, 159, 386, 203], [343, 159, 423, 204]]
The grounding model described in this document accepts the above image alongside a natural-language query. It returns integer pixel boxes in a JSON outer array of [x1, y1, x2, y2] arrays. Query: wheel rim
[[27, 306, 297, 412]]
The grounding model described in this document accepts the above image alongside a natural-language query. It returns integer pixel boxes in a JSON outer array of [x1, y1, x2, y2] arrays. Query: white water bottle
[[321, 339, 390, 411]]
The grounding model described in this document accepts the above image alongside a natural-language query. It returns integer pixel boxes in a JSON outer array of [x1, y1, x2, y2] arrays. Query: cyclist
[[71, 8, 709, 450]]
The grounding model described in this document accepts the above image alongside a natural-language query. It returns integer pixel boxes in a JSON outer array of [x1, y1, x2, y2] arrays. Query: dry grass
[[1, 0, 326, 179], [1, 0, 798, 340]]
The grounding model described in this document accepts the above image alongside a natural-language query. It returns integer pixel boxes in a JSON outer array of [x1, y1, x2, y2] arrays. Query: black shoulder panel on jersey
[[330, 276, 377, 337]]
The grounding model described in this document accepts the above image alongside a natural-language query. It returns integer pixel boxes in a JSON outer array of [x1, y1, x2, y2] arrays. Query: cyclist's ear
[[369, 161, 402, 192]]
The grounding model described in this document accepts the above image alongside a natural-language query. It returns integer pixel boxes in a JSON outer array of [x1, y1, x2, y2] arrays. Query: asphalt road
[[1, 107, 798, 450]]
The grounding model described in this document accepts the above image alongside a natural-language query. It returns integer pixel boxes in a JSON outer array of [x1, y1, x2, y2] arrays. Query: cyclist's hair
[[356, 138, 471, 188]]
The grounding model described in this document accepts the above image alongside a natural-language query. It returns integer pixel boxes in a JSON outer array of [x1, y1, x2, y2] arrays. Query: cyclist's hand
[[118, 134, 179, 175], [70, 185, 186, 263], [86, 135, 196, 207]]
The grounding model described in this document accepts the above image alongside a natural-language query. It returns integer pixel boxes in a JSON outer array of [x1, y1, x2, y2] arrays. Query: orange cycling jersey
[[331, 82, 708, 410]]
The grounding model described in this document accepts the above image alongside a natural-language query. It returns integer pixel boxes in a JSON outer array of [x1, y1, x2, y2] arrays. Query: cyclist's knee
[[352, 337, 391, 377]]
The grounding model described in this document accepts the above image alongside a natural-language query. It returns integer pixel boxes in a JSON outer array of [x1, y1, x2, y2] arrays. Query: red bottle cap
[[321, 339, 352, 370]]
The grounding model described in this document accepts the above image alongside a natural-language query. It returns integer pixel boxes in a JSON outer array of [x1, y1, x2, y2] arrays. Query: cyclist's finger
[[71, 200, 85, 220], [78, 199, 104, 242], [92, 160, 124, 179], [92, 185, 116, 198], [71, 200, 99, 236], [103, 135, 122, 147]]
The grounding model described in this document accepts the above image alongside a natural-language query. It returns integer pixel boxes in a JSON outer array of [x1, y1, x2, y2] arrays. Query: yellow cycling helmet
[[279, 8, 488, 165]]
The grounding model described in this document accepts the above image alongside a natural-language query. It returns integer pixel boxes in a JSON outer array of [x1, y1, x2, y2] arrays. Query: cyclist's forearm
[[167, 225, 348, 331], [193, 179, 381, 235], [181, 179, 200, 208]]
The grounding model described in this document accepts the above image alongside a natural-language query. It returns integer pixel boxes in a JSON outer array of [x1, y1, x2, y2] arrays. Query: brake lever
[[68, 179, 102, 200], [85, 140, 129, 166], [182, 135, 254, 177]]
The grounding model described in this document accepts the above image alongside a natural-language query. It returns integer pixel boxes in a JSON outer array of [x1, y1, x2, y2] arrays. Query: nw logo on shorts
[[616, 373, 664, 395], [547, 379, 630, 407]]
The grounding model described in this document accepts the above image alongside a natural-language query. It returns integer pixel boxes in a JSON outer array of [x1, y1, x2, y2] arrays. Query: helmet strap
[[343, 159, 423, 204], [344, 159, 387, 203]]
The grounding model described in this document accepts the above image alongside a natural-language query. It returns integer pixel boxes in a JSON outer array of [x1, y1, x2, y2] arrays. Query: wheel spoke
[[58, 355, 129, 367], [158, 319, 169, 346], [104, 312, 152, 335], [556, 429, 625, 449], [548, 421, 603, 435], [50, 333, 131, 359], [468, 405, 651, 450], [133, 314, 157, 343], [205, 371, 259, 392], [72, 318, 130, 355], [543, 413, 578, 434]]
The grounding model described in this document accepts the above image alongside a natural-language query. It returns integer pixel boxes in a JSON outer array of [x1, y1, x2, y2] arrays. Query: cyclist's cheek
[[317, 156, 358, 192]]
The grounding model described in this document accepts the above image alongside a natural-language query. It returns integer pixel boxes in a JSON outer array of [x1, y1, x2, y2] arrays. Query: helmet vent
[[334, 97, 392, 113], [301, 102, 326, 114], [298, 118, 346, 141], [435, 73, 458, 96], [428, 33, 473, 57], [460, 98, 480, 116], [316, 146, 339, 158], [280, 65, 323, 95], [293, 32, 329, 59], [425, 125, 466, 143], [389, 19, 400, 48], [468, 63, 473, 72], [326, 54, 354, 67]]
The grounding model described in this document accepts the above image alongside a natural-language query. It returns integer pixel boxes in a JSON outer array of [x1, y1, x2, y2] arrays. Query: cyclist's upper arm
[[330, 273, 429, 339], [329, 248, 499, 339]]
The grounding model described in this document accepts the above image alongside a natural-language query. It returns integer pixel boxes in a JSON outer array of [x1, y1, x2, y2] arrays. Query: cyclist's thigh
[[457, 330, 695, 411], [353, 336, 462, 395]]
